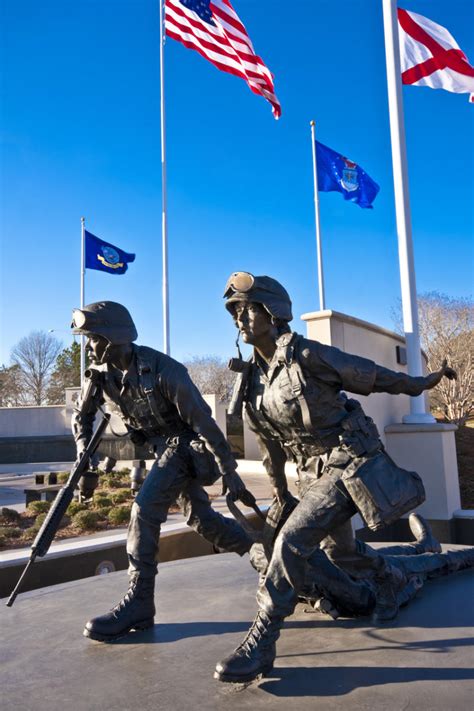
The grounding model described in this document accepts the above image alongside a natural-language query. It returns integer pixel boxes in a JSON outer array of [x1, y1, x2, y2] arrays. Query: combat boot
[[409, 513, 442, 554], [83, 575, 156, 642], [372, 565, 406, 623], [214, 610, 284, 683]]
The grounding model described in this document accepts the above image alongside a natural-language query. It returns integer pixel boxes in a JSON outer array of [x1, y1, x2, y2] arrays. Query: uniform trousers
[[257, 462, 394, 618], [127, 437, 252, 578]]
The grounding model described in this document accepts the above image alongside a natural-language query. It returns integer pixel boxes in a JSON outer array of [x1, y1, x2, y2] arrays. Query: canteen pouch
[[342, 450, 426, 531]]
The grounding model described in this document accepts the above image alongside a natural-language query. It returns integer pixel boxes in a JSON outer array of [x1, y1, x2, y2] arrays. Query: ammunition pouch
[[188, 437, 221, 486], [342, 450, 426, 531], [338, 401, 380, 458]]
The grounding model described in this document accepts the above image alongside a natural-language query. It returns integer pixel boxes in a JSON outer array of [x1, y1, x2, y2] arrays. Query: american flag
[[165, 0, 281, 118]]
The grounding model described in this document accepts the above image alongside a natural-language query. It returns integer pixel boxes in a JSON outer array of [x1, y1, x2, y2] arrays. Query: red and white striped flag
[[165, 0, 281, 118], [398, 8, 474, 103]]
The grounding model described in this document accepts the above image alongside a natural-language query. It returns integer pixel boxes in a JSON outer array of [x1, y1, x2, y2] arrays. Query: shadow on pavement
[[259, 664, 474, 697]]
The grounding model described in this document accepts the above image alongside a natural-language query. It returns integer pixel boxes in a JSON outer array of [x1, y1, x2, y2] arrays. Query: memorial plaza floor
[[2, 551, 473, 711]]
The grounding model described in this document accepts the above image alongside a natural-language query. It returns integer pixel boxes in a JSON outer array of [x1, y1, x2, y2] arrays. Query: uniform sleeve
[[158, 362, 237, 478], [71, 372, 104, 452], [372, 365, 434, 395], [298, 339, 377, 396], [249, 419, 288, 494]]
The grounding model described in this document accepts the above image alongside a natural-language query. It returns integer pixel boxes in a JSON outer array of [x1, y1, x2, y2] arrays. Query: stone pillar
[[65, 387, 81, 432], [242, 412, 261, 460], [385, 422, 461, 542], [203, 394, 227, 438], [301, 310, 463, 543]]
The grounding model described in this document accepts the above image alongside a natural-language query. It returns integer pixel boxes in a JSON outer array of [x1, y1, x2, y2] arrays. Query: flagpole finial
[[310, 120, 315, 127], [81, 216, 85, 224]]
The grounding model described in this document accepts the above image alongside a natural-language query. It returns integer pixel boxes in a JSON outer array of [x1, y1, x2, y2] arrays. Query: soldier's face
[[85, 335, 109, 364], [234, 301, 273, 344]]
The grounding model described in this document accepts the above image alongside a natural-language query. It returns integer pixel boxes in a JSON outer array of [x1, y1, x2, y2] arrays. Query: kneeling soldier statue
[[215, 272, 457, 684], [71, 301, 252, 641]]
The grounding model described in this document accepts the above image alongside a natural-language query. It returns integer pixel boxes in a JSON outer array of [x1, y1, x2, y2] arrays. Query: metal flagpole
[[159, 0, 170, 355], [80, 217, 86, 387], [310, 120, 326, 311], [382, 0, 434, 423]]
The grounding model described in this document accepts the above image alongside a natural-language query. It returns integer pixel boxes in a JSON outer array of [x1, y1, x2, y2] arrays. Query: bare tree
[[393, 292, 473, 425], [184, 355, 237, 404], [10, 331, 63, 405], [47, 341, 82, 404], [0, 364, 25, 406]]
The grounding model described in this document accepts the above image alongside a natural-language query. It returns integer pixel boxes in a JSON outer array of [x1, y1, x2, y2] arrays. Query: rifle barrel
[[5, 556, 36, 607]]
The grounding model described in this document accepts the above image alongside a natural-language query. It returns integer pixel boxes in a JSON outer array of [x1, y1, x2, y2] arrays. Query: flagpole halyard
[[80, 217, 86, 387], [382, 0, 434, 423], [310, 121, 325, 311], [160, 0, 170, 355]]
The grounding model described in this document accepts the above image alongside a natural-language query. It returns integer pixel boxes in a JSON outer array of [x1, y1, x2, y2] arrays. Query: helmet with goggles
[[71, 301, 137, 344], [223, 272, 293, 322]]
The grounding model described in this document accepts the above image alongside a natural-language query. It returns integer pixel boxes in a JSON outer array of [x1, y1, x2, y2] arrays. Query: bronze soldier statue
[[215, 272, 459, 684], [71, 301, 253, 642]]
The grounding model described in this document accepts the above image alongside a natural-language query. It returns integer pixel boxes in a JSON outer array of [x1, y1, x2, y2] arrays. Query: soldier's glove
[[426, 359, 457, 389], [221, 470, 246, 501], [440, 359, 457, 381], [78, 470, 100, 502]]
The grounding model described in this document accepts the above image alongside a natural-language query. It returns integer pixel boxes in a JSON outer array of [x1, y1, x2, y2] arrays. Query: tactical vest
[[235, 333, 344, 455], [101, 350, 188, 437]]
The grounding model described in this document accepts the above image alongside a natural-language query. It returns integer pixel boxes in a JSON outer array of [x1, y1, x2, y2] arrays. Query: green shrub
[[73, 510, 101, 531], [27, 500, 51, 514], [107, 477, 128, 489], [67, 501, 87, 516], [96, 506, 112, 519], [32, 513, 48, 531], [0, 532, 6, 548], [57, 472, 70, 484], [111, 489, 130, 505], [7, 527, 23, 539], [108, 506, 131, 525], [94, 495, 113, 508], [117, 468, 131, 476], [0, 525, 22, 539], [0, 507, 21, 524]]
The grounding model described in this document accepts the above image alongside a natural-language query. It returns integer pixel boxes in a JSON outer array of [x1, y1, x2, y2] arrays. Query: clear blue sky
[[1, 0, 473, 366]]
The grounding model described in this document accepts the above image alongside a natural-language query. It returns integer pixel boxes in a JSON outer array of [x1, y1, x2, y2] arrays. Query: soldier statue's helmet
[[224, 272, 293, 322], [71, 301, 138, 344]]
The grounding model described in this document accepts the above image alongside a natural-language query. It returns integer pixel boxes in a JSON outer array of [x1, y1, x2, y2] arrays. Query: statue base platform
[[2, 551, 473, 710]]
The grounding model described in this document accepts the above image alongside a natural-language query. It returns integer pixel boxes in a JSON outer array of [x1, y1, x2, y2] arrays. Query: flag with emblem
[[398, 8, 474, 103], [85, 231, 136, 275], [164, 0, 281, 118], [315, 141, 380, 209]]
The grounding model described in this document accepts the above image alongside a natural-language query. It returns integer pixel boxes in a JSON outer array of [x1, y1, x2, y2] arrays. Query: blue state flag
[[85, 230, 135, 275], [316, 141, 380, 209]]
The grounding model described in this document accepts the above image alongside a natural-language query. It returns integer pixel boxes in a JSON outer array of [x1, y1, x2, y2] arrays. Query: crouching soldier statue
[[215, 271, 458, 684], [71, 301, 253, 641]]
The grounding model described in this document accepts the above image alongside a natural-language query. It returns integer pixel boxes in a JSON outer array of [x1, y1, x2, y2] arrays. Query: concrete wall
[[0, 392, 226, 462], [0, 406, 69, 437], [301, 310, 429, 442]]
